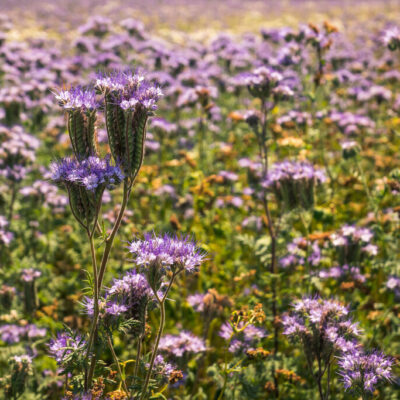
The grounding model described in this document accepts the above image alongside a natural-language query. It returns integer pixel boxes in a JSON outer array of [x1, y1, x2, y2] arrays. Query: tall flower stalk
[[50, 71, 162, 391], [240, 66, 294, 397], [128, 233, 206, 399]]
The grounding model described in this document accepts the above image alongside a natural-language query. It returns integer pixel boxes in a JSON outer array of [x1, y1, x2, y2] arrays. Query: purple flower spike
[[128, 233, 206, 273], [48, 331, 86, 365], [338, 349, 394, 394], [54, 86, 99, 111], [50, 156, 124, 191]]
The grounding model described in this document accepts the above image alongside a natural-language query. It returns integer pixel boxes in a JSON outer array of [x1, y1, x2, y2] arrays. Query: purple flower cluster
[[264, 160, 327, 186], [150, 117, 177, 134], [0, 215, 13, 245], [386, 275, 400, 297], [158, 331, 206, 358], [95, 70, 163, 111], [382, 27, 400, 51], [338, 349, 394, 394], [187, 293, 206, 312], [0, 323, 46, 344], [20, 180, 68, 212], [328, 111, 375, 136], [0, 125, 40, 181], [21, 268, 42, 282], [330, 224, 377, 264], [283, 297, 361, 353], [128, 233, 206, 273], [280, 237, 322, 269], [219, 322, 266, 354], [82, 271, 154, 330], [263, 160, 326, 210], [54, 86, 98, 111], [48, 331, 86, 365], [236, 66, 293, 99], [319, 265, 366, 283], [50, 156, 124, 191], [149, 354, 177, 381], [277, 110, 312, 127]]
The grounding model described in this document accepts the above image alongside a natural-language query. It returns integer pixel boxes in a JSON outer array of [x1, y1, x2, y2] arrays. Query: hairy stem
[[97, 180, 131, 291], [107, 333, 129, 395], [84, 232, 99, 390], [259, 98, 279, 398], [140, 274, 176, 399]]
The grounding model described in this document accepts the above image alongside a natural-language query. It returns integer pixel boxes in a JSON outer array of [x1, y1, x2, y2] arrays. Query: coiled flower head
[[338, 349, 394, 395], [128, 233, 206, 291], [263, 160, 326, 211], [49, 156, 123, 227], [95, 70, 162, 177]]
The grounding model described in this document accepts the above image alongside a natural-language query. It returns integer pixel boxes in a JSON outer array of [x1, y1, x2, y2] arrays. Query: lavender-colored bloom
[[21, 268, 41, 282], [280, 237, 322, 269], [150, 117, 177, 133], [50, 156, 124, 191], [106, 270, 154, 321], [48, 332, 86, 365], [0, 215, 13, 245], [54, 86, 98, 110], [0, 324, 46, 344], [0, 125, 40, 181], [148, 354, 177, 381], [159, 331, 206, 358], [319, 265, 366, 283], [283, 297, 361, 354], [263, 160, 326, 210], [382, 27, 400, 50], [330, 225, 377, 264], [338, 349, 394, 394], [95, 70, 163, 111], [128, 233, 206, 273], [264, 161, 326, 186], [187, 293, 206, 312], [328, 111, 375, 136], [20, 180, 68, 211]]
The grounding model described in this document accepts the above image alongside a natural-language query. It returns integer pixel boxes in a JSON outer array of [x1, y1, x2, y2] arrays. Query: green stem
[[86, 180, 132, 388], [97, 180, 131, 291], [107, 333, 129, 395], [140, 274, 176, 399], [355, 156, 377, 218], [84, 232, 99, 390]]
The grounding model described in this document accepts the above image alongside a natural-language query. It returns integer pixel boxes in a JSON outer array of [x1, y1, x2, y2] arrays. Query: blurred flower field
[[1, 0, 400, 399]]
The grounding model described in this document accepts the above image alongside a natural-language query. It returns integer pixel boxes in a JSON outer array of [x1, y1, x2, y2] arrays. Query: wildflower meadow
[[0, 0, 400, 399]]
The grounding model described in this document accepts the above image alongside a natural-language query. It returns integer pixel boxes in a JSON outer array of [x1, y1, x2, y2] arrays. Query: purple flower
[[54, 86, 99, 110], [330, 225, 377, 264], [48, 331, 86, 365], [159, 331, 206, 358], [0, 125, 40, 181], [148, 354, 177, 382], [50, 156, 124, 191], [283, 297, 360, 352], [187, 293, 206, 312], [0, 215, 13, 245], [21, 268, 41, 282], [263, 160, 326, 210], [264, 160, 326, 186], [0, 324, 46, 344], [106, 270, 154, 321], [382, 27, 400, 50], [150, 117, 177, 133], [338, 349, 394, 393], [128, 233, 206, 273], [95, 70, 163, 111]]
